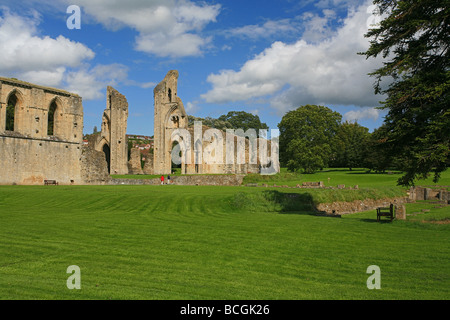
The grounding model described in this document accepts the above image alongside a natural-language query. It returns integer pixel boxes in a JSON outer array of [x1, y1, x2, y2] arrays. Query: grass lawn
[[113, 167, 450, 189], [244, 167, 450, 189], [0, 173, 449, 299]]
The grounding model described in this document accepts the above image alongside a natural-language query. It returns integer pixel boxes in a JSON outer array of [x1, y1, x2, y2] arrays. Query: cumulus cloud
[[185, 101, 200, 113], [0, 8, 94, 82], [201, 0, 385, 115], [225, 18, 301, 40], [65, 0, 221, 58], [65, 64, 129, 100], [300, 9, 337, 42], [0, 8, 136, 100], [343, 107, 380, 122]]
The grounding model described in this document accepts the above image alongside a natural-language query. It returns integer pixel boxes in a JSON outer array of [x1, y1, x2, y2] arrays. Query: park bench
[[44, 180, 58, 185], [376, 204, 394, 222]]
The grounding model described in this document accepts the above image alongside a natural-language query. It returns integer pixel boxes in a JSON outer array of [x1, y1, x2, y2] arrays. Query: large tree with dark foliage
[[331, 121, 371, 171], [361, 0, 450, 186], [218, 111, 269, 133], [188, 111, 269, 135], [278, 105, 342, 173]]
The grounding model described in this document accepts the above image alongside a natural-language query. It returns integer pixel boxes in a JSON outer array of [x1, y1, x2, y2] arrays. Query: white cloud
[[65, 64, 129, 100], [300, 10, 337, 42], [221, 44, 232, 51], [19, 68, 67, 88], [343, 107, 380, 122], [315, 0, 365, 10], [201, 0, 385, 115], [0, 8, 135, 100], [225, 18, 301, 40], [66, 0, 221, 58], [138, 81, 157, 89], [0, 8, 94, 82], [135, 32, 210, 57], [185, 101, 199, 113]]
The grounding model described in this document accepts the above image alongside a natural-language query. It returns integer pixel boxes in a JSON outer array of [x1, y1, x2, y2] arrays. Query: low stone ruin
[[409, 186, 450, 204]]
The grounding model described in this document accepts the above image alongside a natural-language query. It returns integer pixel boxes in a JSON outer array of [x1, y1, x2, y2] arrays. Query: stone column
[[395, 204, 406, 220], [128, 148, 143, 175]]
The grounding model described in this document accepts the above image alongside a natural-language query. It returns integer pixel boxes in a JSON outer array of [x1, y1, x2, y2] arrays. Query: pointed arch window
[[48, 100, 58, 136], [6, 93, 18, 131]]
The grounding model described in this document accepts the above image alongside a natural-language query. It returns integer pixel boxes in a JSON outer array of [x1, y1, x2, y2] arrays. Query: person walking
[[167, 174, 171, 185], [161, 175, 164, 185]]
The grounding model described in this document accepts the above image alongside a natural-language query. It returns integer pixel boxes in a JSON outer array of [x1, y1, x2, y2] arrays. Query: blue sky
[[0, 0, 387, 136]]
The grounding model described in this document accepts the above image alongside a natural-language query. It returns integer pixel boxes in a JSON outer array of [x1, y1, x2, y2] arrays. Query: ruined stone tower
[[95, 86, 129, 175], [153, 70, 188, 175]]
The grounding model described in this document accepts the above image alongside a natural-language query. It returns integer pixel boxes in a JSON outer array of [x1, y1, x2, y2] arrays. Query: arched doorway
[[102, 143, 111, 174]]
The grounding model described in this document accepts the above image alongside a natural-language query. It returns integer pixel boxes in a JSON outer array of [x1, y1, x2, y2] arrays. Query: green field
[[0, 169, 449, 299]]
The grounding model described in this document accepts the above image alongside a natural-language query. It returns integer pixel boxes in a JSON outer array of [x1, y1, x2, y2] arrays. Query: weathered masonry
[[152, 70, 188, 175], [0, 77, 84, 185], [92, 86, 129, 175], [0, 71, 279, 185], [152, 70, 279, 175]]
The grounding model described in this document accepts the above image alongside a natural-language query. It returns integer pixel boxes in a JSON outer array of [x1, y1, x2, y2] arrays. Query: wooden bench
[[44, 180, 58, 185], [377, 204, 394, 221]]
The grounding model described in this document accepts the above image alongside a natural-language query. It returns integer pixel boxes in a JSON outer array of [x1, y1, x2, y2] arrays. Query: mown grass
[[0, 183, 449, 300], [230, 187, 406, 212], [403, 201, 450, 222], [243, 167, 450, 189]]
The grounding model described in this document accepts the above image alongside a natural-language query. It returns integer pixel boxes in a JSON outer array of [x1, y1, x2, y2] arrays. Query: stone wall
[[143, 156, 154, 174], [93, 86, 129, 175], [80, 145, 111, 185], [151, 71, 280, 176], [409, 186, 450, 202], [0, 77, 84, 185], [106, 86, 129, 174], [171, 174, 245, 186], [128, 148, 143, 174], [316, 197, 408, 215], [0, 77, 83, 142], [0, 134, 82, 185], [302, 181, 324, 188], [153, 70, 188, 175], [110, 174, 245, 186]]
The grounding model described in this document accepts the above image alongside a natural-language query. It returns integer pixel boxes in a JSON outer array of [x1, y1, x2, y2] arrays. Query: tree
[[364, 124, 395, 173], [278, 105, 342, 173], [331, 121, 371, 170], [188, 111, 269, 135], [188, 115, 233, 131], [218, 111, 269, 133], [361, 0, 450, 186]]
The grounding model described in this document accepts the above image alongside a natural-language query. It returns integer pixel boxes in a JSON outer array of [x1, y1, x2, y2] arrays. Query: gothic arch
[[47, 97, 63, 136], [164, 105, 181, 129], [5, 89, 24, 132], [98, 138, 111, 174]]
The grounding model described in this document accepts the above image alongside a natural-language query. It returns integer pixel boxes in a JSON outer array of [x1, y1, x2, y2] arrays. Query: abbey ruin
[[0, 77, 84, 185], [0, 71, 279, 185]]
